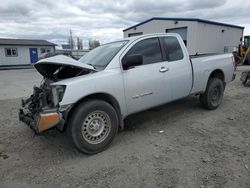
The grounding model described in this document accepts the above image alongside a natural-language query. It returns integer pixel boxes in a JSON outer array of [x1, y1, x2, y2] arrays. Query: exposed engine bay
[[22, 79, 55, 115], [24, 62, 95, 115], [19, 78, 62, 133]]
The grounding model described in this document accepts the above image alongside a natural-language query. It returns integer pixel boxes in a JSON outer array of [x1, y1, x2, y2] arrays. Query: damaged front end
[[19, 55, 96, 133], [19, 81, 65, 133]]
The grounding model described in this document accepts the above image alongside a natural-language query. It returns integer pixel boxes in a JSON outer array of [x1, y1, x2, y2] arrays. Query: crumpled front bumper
[[19, 107, 62, 134]]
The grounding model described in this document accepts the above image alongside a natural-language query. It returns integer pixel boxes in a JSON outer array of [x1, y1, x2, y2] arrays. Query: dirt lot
[[0, 67, 250, 188]]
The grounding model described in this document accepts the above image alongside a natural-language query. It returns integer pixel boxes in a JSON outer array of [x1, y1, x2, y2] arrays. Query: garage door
[[166, 27, 187, 45]]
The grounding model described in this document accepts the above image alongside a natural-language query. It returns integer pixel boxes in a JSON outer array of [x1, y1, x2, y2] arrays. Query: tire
[[67, 100, 118, 154], [241, 72, 248, 86], [200, 78, 225, 110]]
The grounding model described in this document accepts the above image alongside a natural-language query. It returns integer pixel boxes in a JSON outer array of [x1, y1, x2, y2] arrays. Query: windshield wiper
[[87, 63, 96, 69]]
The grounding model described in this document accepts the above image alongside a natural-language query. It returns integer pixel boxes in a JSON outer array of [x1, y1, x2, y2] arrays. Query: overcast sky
[[0, 0, 249, 48]]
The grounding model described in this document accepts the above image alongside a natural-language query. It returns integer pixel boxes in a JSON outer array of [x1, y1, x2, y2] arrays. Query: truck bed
[[190, 53, 234, 94]]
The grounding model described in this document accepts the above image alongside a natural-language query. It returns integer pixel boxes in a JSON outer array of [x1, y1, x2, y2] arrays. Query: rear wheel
[[200, 78, 224, 110], [67, 100, 118, 154], [241, 72, 248, 86]]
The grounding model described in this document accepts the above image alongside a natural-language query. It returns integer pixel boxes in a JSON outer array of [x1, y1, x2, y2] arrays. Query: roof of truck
[[123, 17, 244, 32], [123, 33, 178, 40]]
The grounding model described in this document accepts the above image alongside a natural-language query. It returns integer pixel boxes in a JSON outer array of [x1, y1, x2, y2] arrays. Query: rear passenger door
[[160, 36, 193, 100], [122, 37, 172, 114]]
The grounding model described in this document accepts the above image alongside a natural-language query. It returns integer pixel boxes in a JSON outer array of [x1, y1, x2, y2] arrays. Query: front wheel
[[200, 78, 225, 110], [67, 100, 118, 154]]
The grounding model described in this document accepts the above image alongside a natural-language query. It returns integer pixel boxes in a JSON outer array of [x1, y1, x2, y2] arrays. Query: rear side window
[[125, 37, 163, 65], [162, 37, 183, 61]]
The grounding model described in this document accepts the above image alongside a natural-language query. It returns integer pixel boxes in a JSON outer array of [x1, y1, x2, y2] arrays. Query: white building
[[0, 38, 56, 66], [123, 17, 244, 55]]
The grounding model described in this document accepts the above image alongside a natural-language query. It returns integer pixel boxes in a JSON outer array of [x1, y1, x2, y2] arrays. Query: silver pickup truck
[[19, 33, 236, 154]]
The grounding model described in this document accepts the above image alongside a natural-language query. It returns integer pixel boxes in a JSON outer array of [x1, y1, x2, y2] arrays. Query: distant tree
[[89, 39, 100, 50], [77, 37, 83, 50]]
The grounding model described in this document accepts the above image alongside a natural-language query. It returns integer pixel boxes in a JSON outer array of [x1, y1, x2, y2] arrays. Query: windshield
[[79, 40, 128, 69]]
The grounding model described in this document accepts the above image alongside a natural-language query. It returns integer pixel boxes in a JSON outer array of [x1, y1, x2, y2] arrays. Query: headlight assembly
[[52, 85, 66, 106]]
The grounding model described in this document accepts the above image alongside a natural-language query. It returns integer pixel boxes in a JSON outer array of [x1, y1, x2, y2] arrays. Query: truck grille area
[[19, 79, 61, 133]]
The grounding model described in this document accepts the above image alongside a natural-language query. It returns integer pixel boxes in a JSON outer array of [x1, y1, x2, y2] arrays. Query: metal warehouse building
[[0, 39, 56, 67], [123, 17, 244, 55]]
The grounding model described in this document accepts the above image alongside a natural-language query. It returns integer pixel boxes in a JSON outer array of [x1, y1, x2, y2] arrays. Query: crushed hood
[[34, 55, 96, 80]]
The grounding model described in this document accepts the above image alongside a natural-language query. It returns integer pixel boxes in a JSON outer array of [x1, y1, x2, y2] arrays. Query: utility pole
[[70, 29, 73, 51]]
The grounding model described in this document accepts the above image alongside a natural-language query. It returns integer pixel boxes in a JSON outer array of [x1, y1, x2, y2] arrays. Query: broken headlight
[[52, 85, 66, 106]]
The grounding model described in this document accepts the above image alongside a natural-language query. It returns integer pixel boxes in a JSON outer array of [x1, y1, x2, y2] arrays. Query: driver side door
[[121, 37, 172, 115]]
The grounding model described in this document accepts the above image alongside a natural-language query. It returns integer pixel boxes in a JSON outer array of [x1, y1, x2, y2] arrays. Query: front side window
[[162, 37, 183, 61], [125, 37, 163, 65], [5, 48, 18, 57]]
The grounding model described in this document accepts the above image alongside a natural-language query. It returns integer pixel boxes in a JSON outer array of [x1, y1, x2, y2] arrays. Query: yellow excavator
[[239, 35, 250, 65]]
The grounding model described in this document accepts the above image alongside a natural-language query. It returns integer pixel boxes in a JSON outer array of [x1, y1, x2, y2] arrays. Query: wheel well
[[65, 93, 122, 130], [209, 69, 225, 82]]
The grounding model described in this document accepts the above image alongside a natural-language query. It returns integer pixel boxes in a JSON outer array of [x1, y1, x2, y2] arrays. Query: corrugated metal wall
[[196, 22, 243, 54], [123, 20, 243, 55]]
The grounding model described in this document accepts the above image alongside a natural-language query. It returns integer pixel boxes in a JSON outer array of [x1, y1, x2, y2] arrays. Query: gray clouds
[[0, 0, 249, 48]]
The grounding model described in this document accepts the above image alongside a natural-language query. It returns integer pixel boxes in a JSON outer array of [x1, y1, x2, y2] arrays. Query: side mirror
[[122, 54, 143, 70]]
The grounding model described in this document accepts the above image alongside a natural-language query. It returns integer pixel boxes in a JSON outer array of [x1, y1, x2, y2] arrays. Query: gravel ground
[[0, 68, 42, 100], [0, 67, 250, 188]]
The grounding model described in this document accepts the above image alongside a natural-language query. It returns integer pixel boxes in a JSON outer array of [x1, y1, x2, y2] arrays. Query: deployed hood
[[34, 55, 96, 81]]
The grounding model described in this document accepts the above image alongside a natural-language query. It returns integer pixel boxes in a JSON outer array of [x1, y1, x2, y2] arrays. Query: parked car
[[19, 33, 236, 154]]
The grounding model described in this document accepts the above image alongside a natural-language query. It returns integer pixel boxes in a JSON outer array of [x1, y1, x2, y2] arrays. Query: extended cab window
[[162, 37, 184, 61], [125, 37, 162, 65]]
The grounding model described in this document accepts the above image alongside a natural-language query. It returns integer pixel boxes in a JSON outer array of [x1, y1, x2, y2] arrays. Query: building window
[[5, 48, 18, 57], [128, 32, 143, 37], [40, 48, 51, 54]]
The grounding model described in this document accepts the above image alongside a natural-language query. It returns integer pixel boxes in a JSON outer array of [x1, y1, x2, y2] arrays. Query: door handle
[[159, 67, 169, 73]]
